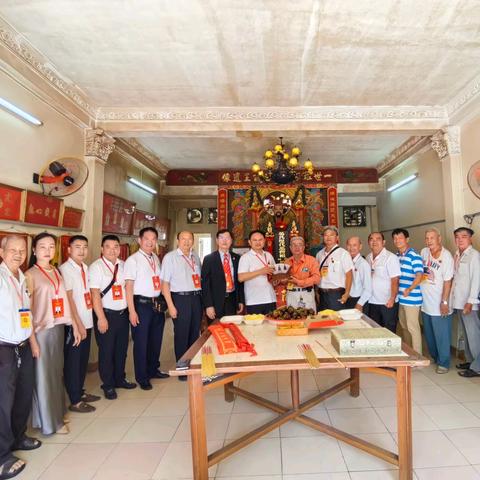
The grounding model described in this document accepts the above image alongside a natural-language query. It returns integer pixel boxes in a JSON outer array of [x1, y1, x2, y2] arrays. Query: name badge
[[112, 284, 123, 300], [52, 298, 64, 318], [84, 292, 93, 309], [321, 266, 329, 278], [152, 275, 161, 291], [19, 308, 32, 329], [192, 273, 201, 289], [287, 282, 295, 291]]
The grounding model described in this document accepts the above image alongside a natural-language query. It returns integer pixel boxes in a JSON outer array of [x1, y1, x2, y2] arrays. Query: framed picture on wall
[[187, 208, 203, 224], [343, 206, 367, 228], [207, 208, 217, 224]]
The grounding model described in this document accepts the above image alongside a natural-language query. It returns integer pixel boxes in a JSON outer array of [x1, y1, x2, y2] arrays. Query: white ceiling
[[1, 0, 479, 169]]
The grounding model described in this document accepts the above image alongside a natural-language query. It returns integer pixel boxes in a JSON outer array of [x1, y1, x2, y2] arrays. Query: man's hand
[[354, 303, 363, 312], [339, 293, 349, 304], [288, 276, 300, 285], [97, 317, 109, 334], [463, 303, 473, 315], [72, 323, 82, 347], [402, 287, 411, 298], [386, 297, 395, 309], [30, 338, 40, 358], [169, 305, 178, 319], [262, 265, 275, 276], [237, 303, 244, 314], [129, 310, 140, 327], [440, 302, 449, 316], [78, 323, 87, 340], [206, 306, 216, 320]]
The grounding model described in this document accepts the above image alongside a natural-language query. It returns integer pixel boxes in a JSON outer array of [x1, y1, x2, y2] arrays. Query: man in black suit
[[201, 229, 244, 322]]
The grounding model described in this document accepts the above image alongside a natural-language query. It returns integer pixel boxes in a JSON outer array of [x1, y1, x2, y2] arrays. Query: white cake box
[[331, 327, 402, 356]]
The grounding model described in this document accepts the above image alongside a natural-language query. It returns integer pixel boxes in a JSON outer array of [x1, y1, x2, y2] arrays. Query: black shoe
[[456, 362, 471, 370], [81, 393, 101, 403], [458, 368, 480, 378], [178, 375, 188, 382], [115, 380, 137, 390], [104, 388, 117, 400], [12, 436, 42, 451], [139, 381, 153, 390], [150, 370, 170, 379]]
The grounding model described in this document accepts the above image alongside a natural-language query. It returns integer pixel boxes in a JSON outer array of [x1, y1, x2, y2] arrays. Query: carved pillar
[[431, 126, 464, 251], [83, 128, 115, 261]]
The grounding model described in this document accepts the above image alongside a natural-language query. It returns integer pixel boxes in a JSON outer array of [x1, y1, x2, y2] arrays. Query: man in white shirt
[[345, 236, 372, 311], [0, 235, 41, 479], [125, 227, 168, 391], [59, 235, 100, 412], [238, 230, 276, 314], [161, 231, 202, 381], [90, 235, 136, 399], [450, 227, 480, 378], [420, 228, 454, 373], [366, 232, 401, 332], [316, 226, 353, 311]]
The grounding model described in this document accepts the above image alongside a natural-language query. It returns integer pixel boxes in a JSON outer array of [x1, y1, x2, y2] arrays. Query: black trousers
[[64, 326, 91, 405], [0, 343, 34, 463], [368, 303, 399, 333], [319, 289, 345, 311], [245, 302, 277, 315], [209, 293, 238, 324], [171, 293, 203, 361], [131, 299, 166, 383], [94, 309, 129, 390]]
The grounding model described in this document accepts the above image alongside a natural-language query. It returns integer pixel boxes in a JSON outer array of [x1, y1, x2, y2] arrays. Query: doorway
[[194, 233, 212, 261]]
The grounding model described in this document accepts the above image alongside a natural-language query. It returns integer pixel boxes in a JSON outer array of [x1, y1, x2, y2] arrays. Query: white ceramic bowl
[[243, 314, 265, 326], [220, 315, 243, 325], [339, 309, 362, 320]]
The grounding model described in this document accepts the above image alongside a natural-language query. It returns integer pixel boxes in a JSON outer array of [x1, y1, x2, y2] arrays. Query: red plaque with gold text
[[62, 207, 84, 230], [102, 192, 135, 235], [0, 183, 24, 221], [24, 191, 62, 227]]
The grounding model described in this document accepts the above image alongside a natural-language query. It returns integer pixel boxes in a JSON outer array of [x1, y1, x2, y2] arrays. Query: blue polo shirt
[[397, 248, 423, 306]]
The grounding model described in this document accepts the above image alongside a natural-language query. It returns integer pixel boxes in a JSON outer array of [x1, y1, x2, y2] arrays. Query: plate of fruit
[[266, 306, 316, 325]]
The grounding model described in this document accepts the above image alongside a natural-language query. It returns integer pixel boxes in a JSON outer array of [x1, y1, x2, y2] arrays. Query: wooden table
[[170, 316, 429, 480]]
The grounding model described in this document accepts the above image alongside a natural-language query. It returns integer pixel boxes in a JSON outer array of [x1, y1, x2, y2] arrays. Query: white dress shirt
[[124, 250, 162, 297], [350, 254, 372, 306], [160, 249, 202, 292], [238, 249, 276, 306], [316, 245, 354, 289], [59, 258, 94, 329], [451, 245, 480, 311], [366, 248, 401, 305], [0, 262, 32, 344], [89, 257, 127, 310]]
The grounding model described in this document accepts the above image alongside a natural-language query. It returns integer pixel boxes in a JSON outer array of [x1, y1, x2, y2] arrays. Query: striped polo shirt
[[397, 247, 423, 306]]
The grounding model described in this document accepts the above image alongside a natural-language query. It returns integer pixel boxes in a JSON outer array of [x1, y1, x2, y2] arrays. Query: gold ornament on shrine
[[251, 137, 314, 184]]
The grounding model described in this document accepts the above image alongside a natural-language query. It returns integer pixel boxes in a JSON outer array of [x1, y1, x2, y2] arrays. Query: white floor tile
[[357, 372, 396, 388], [349, 471, 411, 480], [421, 403, 480, 429], [374, 406, 438, 433], [361, 387, 399, 407], [464, 402, 480, 417], [415, 465, 480, 480], [72, 417, 135, 443], [99, 398, 153, 418], [121, 415, 183, 443], [16, 443, 67, 480], [279, 409, 331, 437], [283, 474, 350, 480], [412, 385, 457, 405], [238, 374, 278, 393], [216, 438, 282, 477], [142, 396, 189, 416], [443, 428, 480, 464], [328, 407, 387, 434], [441, 383, 480, 403], [278, 390, 327, 410], [278, 371, 318, 391], [324, 389, 371, 409], [281, 436, 347, 474], [232, 391, 279, 413], [173, 413, 230, 441], [225, 412, 279, 439]]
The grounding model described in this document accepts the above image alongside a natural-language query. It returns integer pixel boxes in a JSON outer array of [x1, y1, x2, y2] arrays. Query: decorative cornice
[[377, 136, 432, 176], [430, 126, 461, 161], [95, 106, 447, 122], [85, 128, 115, 162], [446, 73, 480, 120], [115, 138, 168, 177], [0, 19, 95, 118]]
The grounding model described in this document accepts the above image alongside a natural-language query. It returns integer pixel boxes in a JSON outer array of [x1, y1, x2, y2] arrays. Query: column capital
[[431, 126, 461, 160], [85, 128, 115, 162]]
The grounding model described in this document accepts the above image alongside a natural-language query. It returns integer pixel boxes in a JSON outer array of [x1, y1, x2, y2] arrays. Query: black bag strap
[[100, 263, 118, 298], [319, 246, 340, 270]]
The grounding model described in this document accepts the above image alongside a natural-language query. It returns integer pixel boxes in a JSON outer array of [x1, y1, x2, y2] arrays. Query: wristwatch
[[441, 300, 448, 305]]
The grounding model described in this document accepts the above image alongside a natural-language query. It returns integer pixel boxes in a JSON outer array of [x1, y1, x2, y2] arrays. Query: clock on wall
[[186, 208, 203, 224], [343, 206, 367, 228], [467, 160, 480, 200]]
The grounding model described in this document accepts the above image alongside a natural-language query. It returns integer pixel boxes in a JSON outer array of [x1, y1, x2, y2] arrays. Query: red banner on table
[[0, 184, 24, 221], [217, 188, 228, 229], [132, 210, 156, 236], [102, 192, 135, 235], [62, 207, 84, 230], [327, 186, 338, 226], [24, 191, 62, 227]]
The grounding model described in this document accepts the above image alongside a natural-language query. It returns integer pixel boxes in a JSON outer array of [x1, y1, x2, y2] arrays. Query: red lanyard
[[255, 252, 269, 267], [141, 251, 157, 274], [81, 265, 87, 290], [182, 255, 196, 272], [35, 264, 61, 297], [454, 250, 465, 272], [9, 276, 25, 308], [101, 256, 115, 275]]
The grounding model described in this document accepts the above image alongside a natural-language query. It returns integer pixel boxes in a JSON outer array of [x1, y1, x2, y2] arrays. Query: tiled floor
[[15, 323, 480, 480]]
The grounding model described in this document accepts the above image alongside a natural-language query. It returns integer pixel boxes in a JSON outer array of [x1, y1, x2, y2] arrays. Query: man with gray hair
[[283, 236, 320, 312], [316, 226, 353, 311], [0, 235, 41, 479]]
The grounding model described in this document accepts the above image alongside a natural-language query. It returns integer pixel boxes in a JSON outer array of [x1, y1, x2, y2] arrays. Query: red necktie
[[223, 253, 234, 291], [81, 266, 87, 290]]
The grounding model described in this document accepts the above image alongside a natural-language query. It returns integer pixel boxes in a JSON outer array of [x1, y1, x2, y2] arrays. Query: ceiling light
[[0, 97, 43, 126], [387, 173, 418, 192], [128, 177, 157, 195]]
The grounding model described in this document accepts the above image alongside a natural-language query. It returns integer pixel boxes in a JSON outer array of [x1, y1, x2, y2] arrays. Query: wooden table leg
[[224, 381, 235, 402], [188, 374, 209, 480], [291, 370, 300, 409], [350, 368, 360, 397], [396, 366, 413, 480]]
